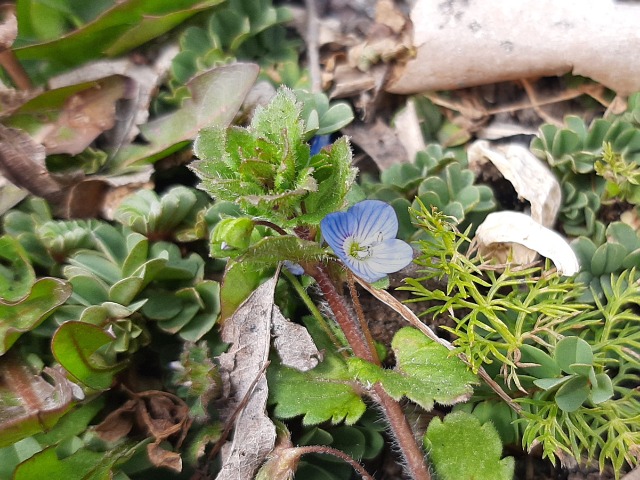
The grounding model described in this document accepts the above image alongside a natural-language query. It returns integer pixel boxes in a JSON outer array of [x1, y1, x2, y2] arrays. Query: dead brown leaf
[[0, 124, 63, 203], [95, 389, 191, 473], [343, 118, 409, 170], [0, 353, 83, 447], [271, 308, 320, 372], [215, 274, 279, 480], [42, 75, 127, 155]]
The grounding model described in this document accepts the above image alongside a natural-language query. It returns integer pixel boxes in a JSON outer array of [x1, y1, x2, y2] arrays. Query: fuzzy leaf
[[348, 327, 477, 411], [268, 355, 366, 426], [239, 236, 326, 267], [424, 411, 514, 480]]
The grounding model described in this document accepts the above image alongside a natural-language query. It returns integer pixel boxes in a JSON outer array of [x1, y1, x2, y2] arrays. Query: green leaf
[[301, 137, 357, 225], [590, 373, 614, 404], [13, 442, 138, 480], [268, 355, 366, 425], [111, 63, 259, 170], [52, 322, 123, 390], [15, 0, 226, 79], [0, 278, 71, 355], [220, 259, 274, 320], [108, 277, 144, 306], [554, 336, 593, 375], [519, 344, 562, 379], [555, 375, 589, 412], [239, 236, 326, 267], [424, 411, 514, 480], [315, 103, 354, 136], [0, 235, 35, 302], [348, 327, 478, 411], [533, 375, 573, 391], [590, 242, 627, 276]]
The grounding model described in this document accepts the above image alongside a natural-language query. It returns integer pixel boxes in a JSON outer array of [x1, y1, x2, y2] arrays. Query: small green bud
[[210, 218, 255, 258]]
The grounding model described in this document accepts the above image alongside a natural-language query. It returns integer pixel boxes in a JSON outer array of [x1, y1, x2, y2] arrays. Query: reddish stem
[[296, 445, 375, 480], [304, 262, 431, 480]]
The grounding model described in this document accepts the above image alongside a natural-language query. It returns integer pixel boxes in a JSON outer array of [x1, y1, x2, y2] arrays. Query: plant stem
[[296, 445, 375, 480], [304, 262, 431, 480], [282, 267, 344, 354]]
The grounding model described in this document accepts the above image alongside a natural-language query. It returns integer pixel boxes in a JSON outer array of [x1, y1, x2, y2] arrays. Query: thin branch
[[303, 0, 322, 93]]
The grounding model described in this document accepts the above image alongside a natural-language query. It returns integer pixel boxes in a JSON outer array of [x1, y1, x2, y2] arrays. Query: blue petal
[[342, 256, 386, 283], [320, 210, 353, 259], [367, 239, 414, 273], [351, 200, 398, 242]]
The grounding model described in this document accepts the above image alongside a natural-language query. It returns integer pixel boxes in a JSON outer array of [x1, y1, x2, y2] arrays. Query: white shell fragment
[[468, 140, 561, 228], [474, 211, 580, 276]]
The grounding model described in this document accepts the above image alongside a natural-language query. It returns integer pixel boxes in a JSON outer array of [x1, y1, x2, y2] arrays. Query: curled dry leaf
[[387, 0, 640, 95], [95, 390, 191, 472], [0, 354, 83, 447], [468, 140, 561, 227], [41, 75, 127, 155], [343, 118, 409, 169], [271, 309, 321, 372], [0, 125, 62, 202], [474, 211, 580, 276], [394, 98, 427, 163], [216, 274, 281, 480], [49, 59, 162, 149]]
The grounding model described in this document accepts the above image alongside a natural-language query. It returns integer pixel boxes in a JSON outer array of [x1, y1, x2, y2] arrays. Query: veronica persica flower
[[320, 200, 414, 283]]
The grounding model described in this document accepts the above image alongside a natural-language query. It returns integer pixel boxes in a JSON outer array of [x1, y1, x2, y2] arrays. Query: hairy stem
[[305, 263, 431, 480], [296, 445, 375, 480]]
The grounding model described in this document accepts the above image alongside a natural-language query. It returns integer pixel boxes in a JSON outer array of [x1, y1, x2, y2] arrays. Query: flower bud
[[210, 218, 255, 258]]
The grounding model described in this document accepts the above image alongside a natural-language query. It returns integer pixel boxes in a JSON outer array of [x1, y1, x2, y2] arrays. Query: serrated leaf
[[348, 327, 477, 411], [52, 321, 123, 390], [268, 355, 366, 426], [424, 411, 514, 480]]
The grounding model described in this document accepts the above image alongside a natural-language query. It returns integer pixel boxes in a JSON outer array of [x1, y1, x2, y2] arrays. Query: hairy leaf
[[268, 354, 366, 426], [348, 327, 477, 411], [424, 411, 514, 480]]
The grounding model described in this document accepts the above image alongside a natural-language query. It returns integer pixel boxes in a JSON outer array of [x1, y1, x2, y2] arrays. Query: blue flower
[[320, 200, 414, 283]]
